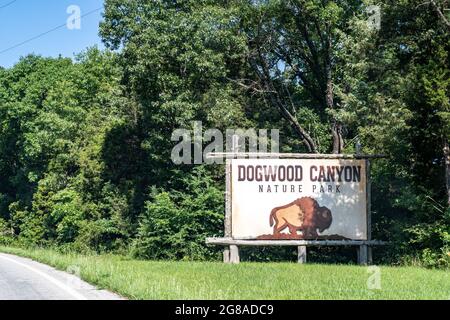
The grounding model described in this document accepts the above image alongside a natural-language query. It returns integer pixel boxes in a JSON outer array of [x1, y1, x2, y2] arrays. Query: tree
[[344, 0, 450, 265], [235, 0, 365, 153]]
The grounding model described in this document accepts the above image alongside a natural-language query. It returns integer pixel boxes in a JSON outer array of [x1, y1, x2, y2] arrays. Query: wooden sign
[[231, 159, 368, 240]]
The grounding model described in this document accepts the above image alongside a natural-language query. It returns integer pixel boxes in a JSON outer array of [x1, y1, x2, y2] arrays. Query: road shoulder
[[0, 252, 124, 300]]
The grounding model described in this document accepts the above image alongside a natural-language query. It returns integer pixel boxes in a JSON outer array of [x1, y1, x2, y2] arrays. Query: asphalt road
[[0, 253, 122, 300]]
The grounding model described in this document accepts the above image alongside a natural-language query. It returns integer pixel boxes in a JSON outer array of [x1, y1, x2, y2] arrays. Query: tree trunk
[[250, 53, 318, 153], [332, 122, 344, 154], [326, 74, 343, 154], [444, 141, 450, 206], [269, 93, 318, 153]]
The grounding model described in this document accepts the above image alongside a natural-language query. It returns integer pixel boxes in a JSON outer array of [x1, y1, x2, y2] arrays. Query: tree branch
[[251, 45, 318, 153], [430, 0, 450, 29]]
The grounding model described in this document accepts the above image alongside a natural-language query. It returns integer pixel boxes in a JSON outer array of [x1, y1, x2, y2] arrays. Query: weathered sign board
[[231, 159, 368, 240]]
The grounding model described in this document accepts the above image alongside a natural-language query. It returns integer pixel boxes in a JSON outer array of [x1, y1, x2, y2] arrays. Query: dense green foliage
[[0, 0, 449, 267]]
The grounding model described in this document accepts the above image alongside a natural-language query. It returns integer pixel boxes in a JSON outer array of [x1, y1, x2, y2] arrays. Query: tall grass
[[0, 246, 449, 300]]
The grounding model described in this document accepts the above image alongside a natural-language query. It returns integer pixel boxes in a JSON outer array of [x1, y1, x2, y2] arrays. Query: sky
[[0, 0, 105, 68]]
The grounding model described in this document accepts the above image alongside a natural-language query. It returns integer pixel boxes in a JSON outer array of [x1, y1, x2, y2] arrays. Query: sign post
[[297, 245, 307, 264], [223, 135, 239, 263]]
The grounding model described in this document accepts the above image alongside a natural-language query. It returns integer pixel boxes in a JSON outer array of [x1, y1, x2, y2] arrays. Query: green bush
[[132, 167, 223, 261], [403, 206, 450, 268], [0, 218, 13, 245]]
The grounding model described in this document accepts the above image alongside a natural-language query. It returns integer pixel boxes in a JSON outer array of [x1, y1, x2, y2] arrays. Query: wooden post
[[223, 156, 231, 263], [229, 245, 240, 264], [223, 248, 230, 263], [224, 136, 239, 263], [297, 246, 307, 264], [358, 245, 368, 265], [366, 159, 373, 265]]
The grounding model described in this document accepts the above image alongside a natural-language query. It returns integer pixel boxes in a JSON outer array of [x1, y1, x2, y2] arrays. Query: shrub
[[132, 167, 223, 260], [0, 218, 13, 245]]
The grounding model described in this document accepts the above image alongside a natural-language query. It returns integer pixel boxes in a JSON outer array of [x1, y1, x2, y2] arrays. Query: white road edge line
[[0, 253, 88, 300]]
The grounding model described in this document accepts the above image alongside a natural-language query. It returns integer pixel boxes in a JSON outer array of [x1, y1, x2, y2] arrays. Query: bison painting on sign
[[231, 159, 368, 240]]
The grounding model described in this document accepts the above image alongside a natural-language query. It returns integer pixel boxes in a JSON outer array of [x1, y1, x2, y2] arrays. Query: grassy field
[[0, 246, 449, 300]]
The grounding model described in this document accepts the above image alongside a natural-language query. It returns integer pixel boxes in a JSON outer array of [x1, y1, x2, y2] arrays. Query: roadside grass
[[0, 246, 449, 300]]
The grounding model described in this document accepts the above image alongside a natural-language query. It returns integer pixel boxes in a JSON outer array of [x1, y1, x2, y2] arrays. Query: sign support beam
[[367, 159, 373, 264], [298, 246, 307, 264], [358, 245, 369, 265], [223, 136, 239, 263], [229, 245, 240, 264]]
